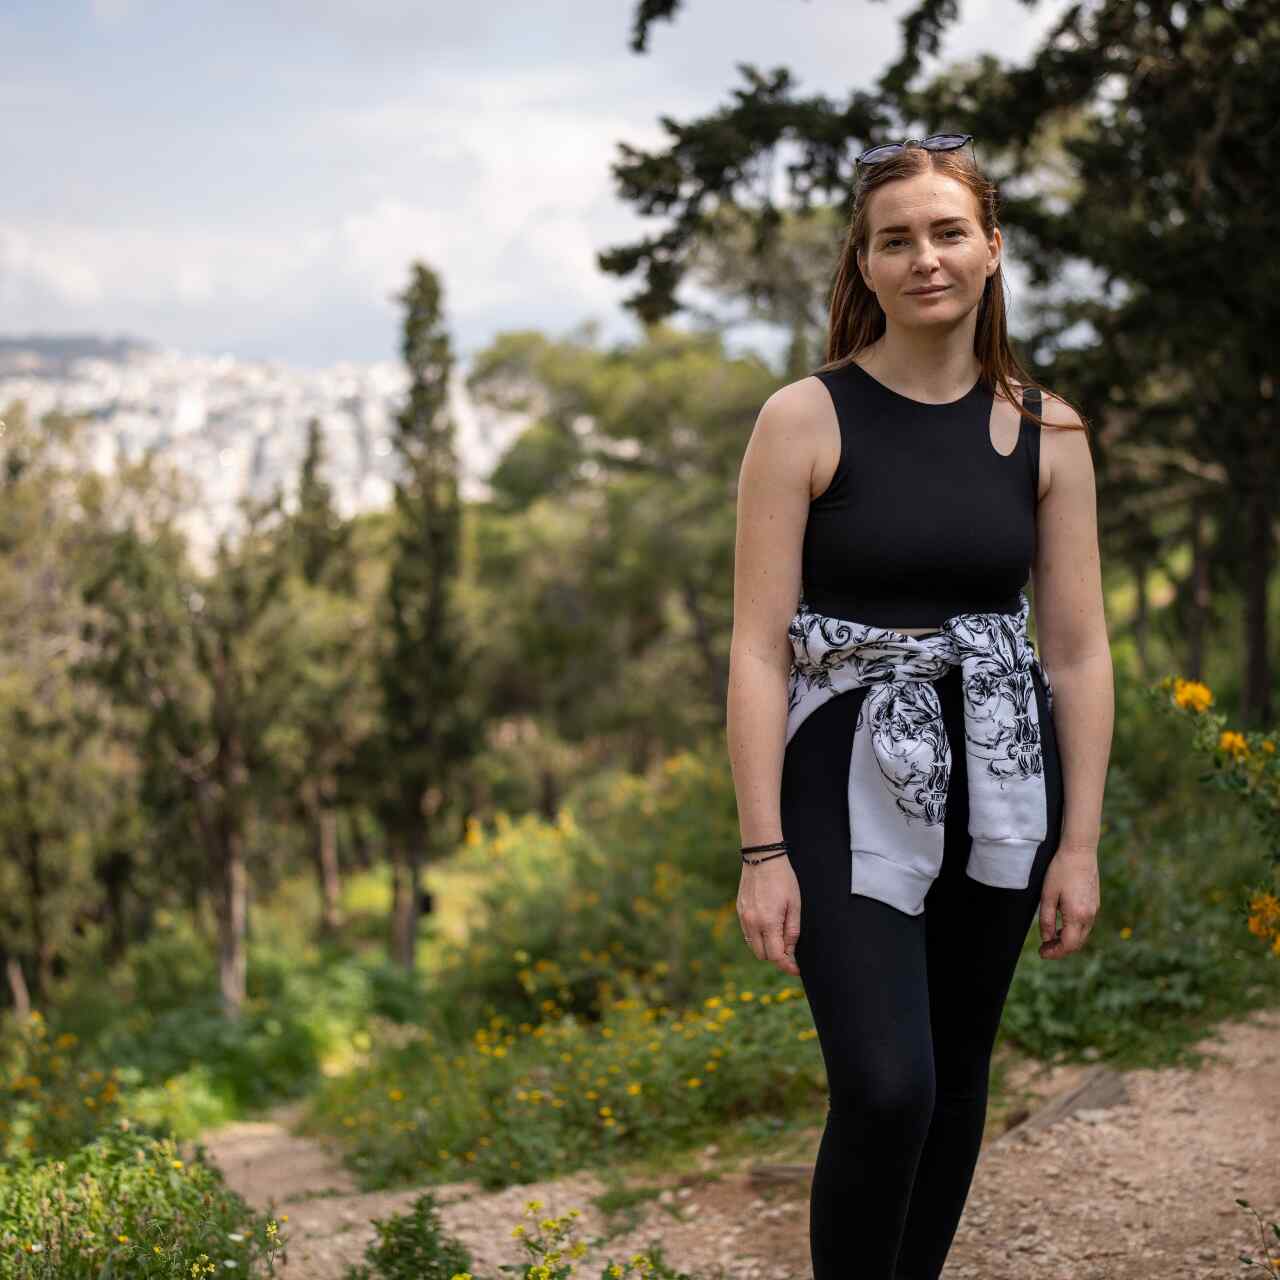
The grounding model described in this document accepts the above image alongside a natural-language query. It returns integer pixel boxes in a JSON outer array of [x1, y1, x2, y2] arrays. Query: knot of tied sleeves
[[785, 591, 1055, 917]]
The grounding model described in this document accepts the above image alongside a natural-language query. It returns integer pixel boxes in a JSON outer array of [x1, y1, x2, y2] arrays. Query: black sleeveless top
[[800, 360, 1041, 629]]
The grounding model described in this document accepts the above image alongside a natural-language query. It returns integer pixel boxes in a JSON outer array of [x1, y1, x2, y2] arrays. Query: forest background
[[1, 1, 1278, 1276]]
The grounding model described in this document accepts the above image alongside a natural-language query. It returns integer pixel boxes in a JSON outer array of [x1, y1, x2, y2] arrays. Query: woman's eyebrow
[[873, 215, 969, 236]]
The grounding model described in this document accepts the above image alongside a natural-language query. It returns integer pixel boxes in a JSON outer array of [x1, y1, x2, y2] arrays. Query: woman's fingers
[[778, 899, 802, 975], [738, 869, 802, 975], [760, 905, 801, 976]]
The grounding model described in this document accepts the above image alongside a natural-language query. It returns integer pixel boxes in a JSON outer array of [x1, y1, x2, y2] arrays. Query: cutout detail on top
[[987, 385, 1023, 459]]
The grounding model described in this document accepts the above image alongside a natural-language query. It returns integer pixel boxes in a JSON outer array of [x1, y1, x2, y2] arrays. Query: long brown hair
[[817, 144, 1089, 437]]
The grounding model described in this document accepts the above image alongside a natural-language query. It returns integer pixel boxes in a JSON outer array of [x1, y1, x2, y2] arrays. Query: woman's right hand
[[737, 857, 802, 977]]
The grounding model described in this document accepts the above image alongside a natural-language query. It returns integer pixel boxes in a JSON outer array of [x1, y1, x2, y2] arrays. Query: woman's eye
[[884, 229, 965, 248]]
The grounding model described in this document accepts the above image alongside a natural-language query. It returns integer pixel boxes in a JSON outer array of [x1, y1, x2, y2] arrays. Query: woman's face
[[856, 172, 1000, 329]]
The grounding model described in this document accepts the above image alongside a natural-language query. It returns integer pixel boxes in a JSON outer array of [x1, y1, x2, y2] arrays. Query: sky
[[0, 0, 1072, 371]]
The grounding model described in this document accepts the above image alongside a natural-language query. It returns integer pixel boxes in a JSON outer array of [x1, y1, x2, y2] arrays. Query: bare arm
[[1031, 399, 1114, 855], [726, 383, 819, 849]]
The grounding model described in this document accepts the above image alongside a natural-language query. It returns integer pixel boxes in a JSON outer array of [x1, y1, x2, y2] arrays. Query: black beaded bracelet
[[741, 838, 788, 854], [742, 848, 788, 866]]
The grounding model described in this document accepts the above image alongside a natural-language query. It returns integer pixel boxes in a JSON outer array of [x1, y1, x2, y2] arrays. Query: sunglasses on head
[[855, 133, 975, 170]]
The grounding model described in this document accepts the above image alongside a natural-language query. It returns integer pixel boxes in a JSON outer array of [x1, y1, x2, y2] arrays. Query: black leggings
[[780, 660, 1063, 1280]]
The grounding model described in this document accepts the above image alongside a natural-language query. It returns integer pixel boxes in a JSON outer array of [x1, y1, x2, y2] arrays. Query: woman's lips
[[909, 286, 950, 295]]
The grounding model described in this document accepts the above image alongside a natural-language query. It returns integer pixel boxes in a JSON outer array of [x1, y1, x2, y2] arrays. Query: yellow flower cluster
[[486, 1202, 654, 1278], [1247, 892, 1280, 957], [1171, 677, 1213, 713]]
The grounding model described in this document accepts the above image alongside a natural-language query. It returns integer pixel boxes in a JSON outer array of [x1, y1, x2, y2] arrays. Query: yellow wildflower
[[1172, 678, 1213, 712], [1247, 892, 1280, 941]]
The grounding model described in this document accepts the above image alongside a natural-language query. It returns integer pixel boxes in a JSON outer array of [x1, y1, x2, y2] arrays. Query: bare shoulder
[[1037, 390, 1091, 500], [743, 374, 833, 492], [755, 374, 833, 440]]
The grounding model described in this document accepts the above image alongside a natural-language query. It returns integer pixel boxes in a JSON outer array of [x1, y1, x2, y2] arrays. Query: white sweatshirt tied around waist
[[785, 590, 1055, 916]]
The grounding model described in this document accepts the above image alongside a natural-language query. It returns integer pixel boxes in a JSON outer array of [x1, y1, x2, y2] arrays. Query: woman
[[725, 134, 1113, 1279]]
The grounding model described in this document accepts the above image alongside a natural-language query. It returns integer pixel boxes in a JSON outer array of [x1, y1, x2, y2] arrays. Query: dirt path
[[192, 1005, 1280, 1280]]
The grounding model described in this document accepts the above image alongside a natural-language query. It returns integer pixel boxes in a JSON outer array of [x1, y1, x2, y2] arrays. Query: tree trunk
[[203, 753, 248, 1018], [187, 853, 214, 948], [316, 800, 343, 937], [389, 832, 417, 972], [301, 777, 344, 937], [681, 579, 729, 715], [305, 773, 348, 936], [4, 952, 30, 1020], [1243, 481, 1273, 727], [1131, 554, 1149, 682], [784, 315, 812, 385], [22, 830, 53, 1006], [540, 768, 559, 822], [351, 815, 374, 871], [216, 821, 248, 1019], [101, 850, 132, 964], [1186, 496, 1210, 681]]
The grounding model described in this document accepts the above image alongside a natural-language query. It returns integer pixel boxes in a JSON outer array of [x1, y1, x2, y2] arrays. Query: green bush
[[342, 1190, 473, 1280], [302, 955, 820, 1192], [0, 1011, 128, 1163], [2, 925, 389, 1148], [426, 742, 742, 1037], [1000, 671, 1279, 1068], [0, 1120, 287, 1278]]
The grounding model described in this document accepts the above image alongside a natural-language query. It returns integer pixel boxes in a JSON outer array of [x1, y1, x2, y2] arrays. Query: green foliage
[[340, 1192, 706, 1280], [0, 1011, 128, 1164], [376, 261, 481, 853], [288, 416, 357, 594], [0, 1121, 287, 1279], [341, 1191, 473, 1280], [1, 920, 380, 1153], [1000, 672, 1279, 1066], [465, 327, 775, 756], [301, 954, 818, 1192], [295, 663, 1280, 1193], [0, 401, 125, 1011], [427, 742, 742, 1034], [1147, 675, 1280, 870]]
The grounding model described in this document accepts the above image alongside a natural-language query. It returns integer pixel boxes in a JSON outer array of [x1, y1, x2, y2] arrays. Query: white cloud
[[91, 0, 139, 23], [4, 0, 1080, 364], [0, 226, 105, 306], [175, 261, 216, 303]]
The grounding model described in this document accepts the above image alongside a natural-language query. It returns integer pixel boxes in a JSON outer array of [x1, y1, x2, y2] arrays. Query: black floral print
[[785, 590, 1054, 916]]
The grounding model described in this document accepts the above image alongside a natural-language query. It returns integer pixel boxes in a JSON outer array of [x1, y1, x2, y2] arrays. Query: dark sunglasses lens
[[859, 144, 903, 165], [923, 134, 970, 150]]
